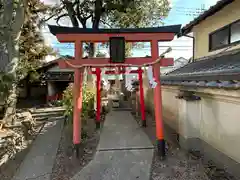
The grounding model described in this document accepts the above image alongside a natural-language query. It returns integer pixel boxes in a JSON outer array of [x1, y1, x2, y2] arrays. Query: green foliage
[[61, 83, 74, 117], [61, 83, 95, 120], [108, 0, 170, 28], [96, 51, 106, 57], [47, 0, 170, 30], [17, 0, 55, 81], [0, 73, 14, 99]]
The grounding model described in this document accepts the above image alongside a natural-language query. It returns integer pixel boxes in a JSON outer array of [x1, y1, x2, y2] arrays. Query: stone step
[[34, 115, 65, 122], [29, 107, 65, 114], [32, 111, 64, 118], [34, 116, 49, 121], [29, 107, 65, 121]]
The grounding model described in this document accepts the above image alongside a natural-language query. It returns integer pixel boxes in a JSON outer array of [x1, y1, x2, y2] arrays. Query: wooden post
[[151, 40, 165, 158], [73, 41, 83, 157], [96, 67, 101, 129], [138, 68, 146, 127], [135, 91, 138, 116], [73, 68, 83, 157]]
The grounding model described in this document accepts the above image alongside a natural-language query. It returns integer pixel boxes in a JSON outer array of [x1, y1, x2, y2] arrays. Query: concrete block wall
[[143, 77, 240, 178]]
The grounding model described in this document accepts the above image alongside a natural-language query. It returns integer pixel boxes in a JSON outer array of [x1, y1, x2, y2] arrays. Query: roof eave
[[48, 24, 182, 36]]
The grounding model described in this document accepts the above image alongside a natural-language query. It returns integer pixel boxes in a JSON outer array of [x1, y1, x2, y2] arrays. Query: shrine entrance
[[48, 24, 181, 158]]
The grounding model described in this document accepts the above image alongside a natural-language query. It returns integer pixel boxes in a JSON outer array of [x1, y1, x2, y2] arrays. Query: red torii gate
[[48, 24, 181, 158], [90, 67, 145, 127]]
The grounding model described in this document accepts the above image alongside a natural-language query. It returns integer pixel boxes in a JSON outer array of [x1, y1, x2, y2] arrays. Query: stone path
[[71, 110, 154, 180], [12, 118, 64, 180]]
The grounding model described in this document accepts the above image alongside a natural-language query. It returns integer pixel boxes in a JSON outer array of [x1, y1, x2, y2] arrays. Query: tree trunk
[[1, 0, 26, 124], [84, 0, 103, 88]]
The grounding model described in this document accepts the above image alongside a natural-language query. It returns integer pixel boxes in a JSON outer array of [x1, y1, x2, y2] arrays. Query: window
[[209, 20, 240, 51], [231, 21, 240, 43], [210, 27, 229, 50]]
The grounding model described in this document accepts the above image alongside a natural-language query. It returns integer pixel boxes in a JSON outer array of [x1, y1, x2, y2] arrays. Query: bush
[[61, 83, 95, 120]]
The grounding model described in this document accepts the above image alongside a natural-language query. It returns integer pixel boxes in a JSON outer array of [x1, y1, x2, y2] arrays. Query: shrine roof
[[48, 24, 182, 36]]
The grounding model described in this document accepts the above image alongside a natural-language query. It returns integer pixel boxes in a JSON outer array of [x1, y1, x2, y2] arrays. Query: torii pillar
[[152, 40, 165, 158], [72, 42, 84, 157]]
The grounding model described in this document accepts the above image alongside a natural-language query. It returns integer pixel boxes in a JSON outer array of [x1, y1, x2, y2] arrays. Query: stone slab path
[[12, 119, 64, 180], [71, 111, 154, 180]]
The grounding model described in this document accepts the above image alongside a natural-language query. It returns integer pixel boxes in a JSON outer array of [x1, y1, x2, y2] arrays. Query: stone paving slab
[[71, 111, 154, 180], [71, 149, 154, 180], [97, 111, 153, 150], [12, 119, 64, 180]]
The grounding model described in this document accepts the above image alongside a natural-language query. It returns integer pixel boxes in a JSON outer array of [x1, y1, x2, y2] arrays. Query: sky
[[43, 0, 220, 62]]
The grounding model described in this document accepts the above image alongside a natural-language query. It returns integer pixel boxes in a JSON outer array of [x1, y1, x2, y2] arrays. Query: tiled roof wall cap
[[218, 81, 235, 88], [161, 80, 240, 89], [197, 81, 207, 86], [206, 81, 219, 87], [234, 82, 240, 88]]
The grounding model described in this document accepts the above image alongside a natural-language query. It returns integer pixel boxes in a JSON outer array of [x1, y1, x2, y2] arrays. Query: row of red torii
[[49, 24, 181, 158]]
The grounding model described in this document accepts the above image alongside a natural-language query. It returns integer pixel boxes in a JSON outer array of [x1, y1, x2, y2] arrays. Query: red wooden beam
[[58, 58, 174, 69], [56, 33, 175, 43], [90, 69, 143, 74], [104, 70, 141, 74]]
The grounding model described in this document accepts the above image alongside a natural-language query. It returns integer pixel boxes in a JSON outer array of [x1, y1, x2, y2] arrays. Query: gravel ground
[[133, 112, 236, 180], [150, 147, 209, 180], [51, 117, 101, 180], [133, 113, 209, 180]]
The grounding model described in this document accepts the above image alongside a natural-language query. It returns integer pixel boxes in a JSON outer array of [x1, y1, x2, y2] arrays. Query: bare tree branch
[[62, 0, 79, 27], [42, 6, 64, 22], [55, 13, 68, 26], [100, 19, 112, 28]]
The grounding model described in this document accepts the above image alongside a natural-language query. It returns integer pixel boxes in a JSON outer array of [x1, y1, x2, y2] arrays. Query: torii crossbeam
[[48, 24, 181, 158]]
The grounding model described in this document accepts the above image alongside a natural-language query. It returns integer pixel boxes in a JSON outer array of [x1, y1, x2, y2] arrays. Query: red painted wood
[[73, 68, 83, 144], [152, 40, 164, 140], [56, 33, 175, 43], [96, 68, 101, 123], [57, 58, 173, 69], [56, 31, 175, 145], [73, 42, 83, 145], [138, 68, 146, 123]]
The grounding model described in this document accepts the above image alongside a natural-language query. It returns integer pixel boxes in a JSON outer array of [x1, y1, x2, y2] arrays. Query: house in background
[[18, 57, 74, 107], [160, 57, 189, 74], [144, 0, 240, 178]]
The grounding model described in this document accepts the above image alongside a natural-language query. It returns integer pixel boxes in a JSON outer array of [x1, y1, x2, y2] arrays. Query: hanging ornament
[[147, 66, 157, 88], [125, 67, 132, 74]]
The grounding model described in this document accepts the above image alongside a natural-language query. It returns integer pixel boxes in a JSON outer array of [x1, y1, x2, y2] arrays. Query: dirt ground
[[51, 117, 101, 180]]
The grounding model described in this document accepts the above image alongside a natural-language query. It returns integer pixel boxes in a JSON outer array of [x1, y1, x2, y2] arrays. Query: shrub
[[61, 83, 95, 120]]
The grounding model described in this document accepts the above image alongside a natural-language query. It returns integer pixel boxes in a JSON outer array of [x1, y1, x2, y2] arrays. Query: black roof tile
[[162, 49, 240, 81], [161, 79, 240, 89], [48, 24, 182, 36], [161, 48, 240, 89]]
